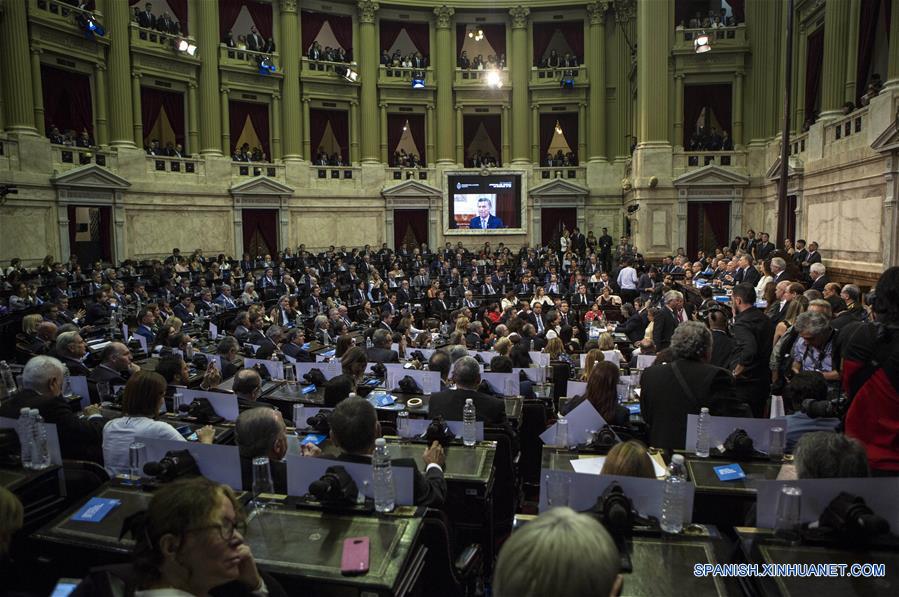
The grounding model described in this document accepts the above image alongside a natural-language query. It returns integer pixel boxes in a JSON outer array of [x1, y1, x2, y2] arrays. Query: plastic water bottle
[[660, 454, 687, 534], [372, 438, 396, 513], [462, 398, 477, 446], [366, 336, 373, 350], [556, 416, 570, 448], [16, 408, 33, 468], [0, 361, 16, 399], [695, 407, 711, 458], [30, 409, 51, 470]]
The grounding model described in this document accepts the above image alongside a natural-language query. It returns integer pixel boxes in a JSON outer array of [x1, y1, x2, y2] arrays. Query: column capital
[[350, 100, 359, 107], [531, 103, 540, 110], [187, 80, 198, 89], [378, 102, 388, 109], [586, 1, 611, 25], [735, 71, 745, 79], [433, 5, 455, 29], [132, 71, 142, 79], [674, 72, 685, 80], [357, 0, 379, 24], [280, 0, 298, 13], [425, 104, 434, 111], [220, 87, 230, 95], [272, 93, 281, 101], [30, 47, 43, 56], [302, 97, 310, 104], [94, 63, 107, 72], [509, 5, 530, 29], [455, 104, 464, 111]]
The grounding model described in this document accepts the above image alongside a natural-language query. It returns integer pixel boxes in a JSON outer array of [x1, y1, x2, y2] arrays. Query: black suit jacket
[[811, 275, 828, 293], [616, 312, 646, 342], [0, 389, 105, 462], [336, 453, 446, 508], [366, 347, 399, 363], [710, 330, 735, 369], [639, 360, 741, 451], [282, 343, 313, 362], [741, 267, 761, 288], [427, 388, 507, 425], [60, 356, 91, 377], [652, 307, 678, 350], [240, 456, 287, 493]]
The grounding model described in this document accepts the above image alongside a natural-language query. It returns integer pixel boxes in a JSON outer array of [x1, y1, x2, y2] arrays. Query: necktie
[[482, 219, 487, 230]]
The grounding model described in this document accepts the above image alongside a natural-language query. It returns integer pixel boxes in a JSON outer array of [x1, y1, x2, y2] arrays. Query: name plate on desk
[[0, 417, 63, 465], [294, 361, 341, 381], [244, 358, 284, 380], [481, 372, 519, 396], [754, 478, 899, 529], [286, 455, 414, 504], [566, 380, 587, 397], [540, 401, 605, 446], [137, 437, 242, 490], [67, 375, 90, 408], [685, 414, 787, 453], [538, 470, 694, 522], [403, 418, 485, 441], [529, 352, 550, 368], [180, 388, 239, 422]]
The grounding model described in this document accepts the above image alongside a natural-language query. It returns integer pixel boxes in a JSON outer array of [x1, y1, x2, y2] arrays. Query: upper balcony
[[130, 23, 198, 64], [29, 0, 104, 37], [145, 155, 205, 181], [530, 65, 588, 88], [220, 45, 281, 78], [532, 166, 586, 186], [454, 67, 510, 89], [378, 65, 433, 89], [51, 144, 116, 173], [673, 25, 746, 51], [300, 57, 360, 86], [672, 150, 747, 177], [384, 167, 437, 187], [232, 161, 285, 181], [824, 107, 868, 149]]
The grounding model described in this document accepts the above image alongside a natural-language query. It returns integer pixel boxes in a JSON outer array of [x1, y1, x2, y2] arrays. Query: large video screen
[[447, 173, 522, 230]]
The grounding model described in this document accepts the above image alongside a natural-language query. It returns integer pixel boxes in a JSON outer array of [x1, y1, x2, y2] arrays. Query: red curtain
[[805, 27, 825, 122], [539, 112, 578, 160], [494, 188, 519, 228], [532, 22, 555, 64], [219, 1, 271, 38], [856, 0, 884, 103], [729, 0, 746, 23], [242, 209, 278, 255], [380, 21, 430, 56], [302, 12, 353, 57], [219, 1, 244, 39], [140, 87, 185, 148], [408, 114, 425, 163], [533, 21, 583, 63], [244, 0, 272, 39], [456, 25, 466, 58], [386, 114, 426, 163], [463, 114, 502, 163], [41, 66, 93, 136], [541, 208, 577, 246], [301, 11, 325, 52], [229, 100, 270, 157], [483, 24, 506, 58], [309, 109, 349, 160], [688, 202, 730, 257], [683, 83, 733, 145], [393, 209, 428, 249]]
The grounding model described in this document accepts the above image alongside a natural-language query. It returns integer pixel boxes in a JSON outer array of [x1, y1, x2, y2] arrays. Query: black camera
[[424, 415, 456, 448], [816, 492, 891, 544], [178, 397, 224, 425], [303, 368, 327, 386], [586, 426, 619, 452], [308, 465, 358, 505], [371, 362, 387, 379], [306, 409, 332, 434], [397, 375, 423, 394], [802, 395, 851, 419], [143, 449, 201, 483]]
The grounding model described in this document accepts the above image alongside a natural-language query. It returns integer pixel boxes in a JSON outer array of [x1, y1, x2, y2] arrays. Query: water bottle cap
[[375, 437, 386, 447], [671, 454, 685, 465], [465, 398, 473, 405], [19, 407, 30, 415], [700, 407, 709, 413]]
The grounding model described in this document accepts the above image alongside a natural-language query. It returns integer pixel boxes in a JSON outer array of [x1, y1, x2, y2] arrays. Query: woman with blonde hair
[[544, 336, 570, 363], [530, 286, 553, 308], [454, 316, 470, 334], [580, 348, 605, 381], [168, 316, 183, 335], [494, 336, 512, 356], [600, 440, 656, 478], [598, 332, 625, 365]]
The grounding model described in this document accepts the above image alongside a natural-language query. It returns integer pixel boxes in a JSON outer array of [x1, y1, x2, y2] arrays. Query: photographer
[[843, 267, 899, 476], [782, 372, 840, 453]]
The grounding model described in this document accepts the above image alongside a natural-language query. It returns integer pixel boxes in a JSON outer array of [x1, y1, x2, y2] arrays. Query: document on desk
[[570, 455, 666, 478], [540, 401, 605, 446]]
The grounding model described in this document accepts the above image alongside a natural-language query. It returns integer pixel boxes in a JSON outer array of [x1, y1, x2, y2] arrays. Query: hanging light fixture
[[694, 32, 711, 54]]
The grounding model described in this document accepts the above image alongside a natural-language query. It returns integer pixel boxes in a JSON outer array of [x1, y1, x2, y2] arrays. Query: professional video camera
[[801, 393, 852, 420], [177, 397, 224, 425], [808, 492, 892, 546], [303, 368, 328, 387], [396, 375, 423, 395], [583, 482, 653, 572], [371, 362, 387, 379], [584, 426, 619, 453], [143, 449, 201, 483], [308, 465, 358, 506], [424, 415, 456, 448], [696, 301, 731, 326], [306, 409, 332, 434]]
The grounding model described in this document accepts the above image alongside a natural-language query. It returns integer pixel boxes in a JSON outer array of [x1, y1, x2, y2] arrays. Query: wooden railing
[[301, 57, 358, 79], [312, 165, 358, 180], [231, 161, 284, 179], [379, 65, 432, 85], [50, 144, 115, 170], [146, 155, 203, 176], [130, 23, 192, 53], [674, 25, 746, 46], [454, 67, 510, 86]]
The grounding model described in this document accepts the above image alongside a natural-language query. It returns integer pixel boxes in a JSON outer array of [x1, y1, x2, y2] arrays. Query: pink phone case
[[341, 537, 370, 575]]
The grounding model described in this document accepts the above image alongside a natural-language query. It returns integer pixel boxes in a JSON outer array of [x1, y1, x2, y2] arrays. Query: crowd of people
[[458, 50, 506, 70], [682, 8, 738, 29], [543, 150, 578, 167], [145, 138, 189, 158], [467, 150, 499, 168], [222, 26, 275, 54], [537, 50, 579, 69], [391, 149, 423, 168], [686, 125, 733, 152], [306, 41, 351, 63], [132, 2, 183, 35], [313, 148, 348, 167], [380, 49, 429, 69], [46, 125, 94, 148], [231, 142, 269, 163]]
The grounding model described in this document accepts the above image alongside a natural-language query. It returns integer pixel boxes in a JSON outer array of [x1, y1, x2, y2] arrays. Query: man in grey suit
[[365, 328, 399, 363]]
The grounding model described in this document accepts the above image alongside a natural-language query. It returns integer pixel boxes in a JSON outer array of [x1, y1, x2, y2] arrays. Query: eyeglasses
[[189, 518, 247, 542]]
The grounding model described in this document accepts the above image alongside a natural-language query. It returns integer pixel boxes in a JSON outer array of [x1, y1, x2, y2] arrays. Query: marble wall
[[125, 208, 234, 259], [0, 203, 58, 264]]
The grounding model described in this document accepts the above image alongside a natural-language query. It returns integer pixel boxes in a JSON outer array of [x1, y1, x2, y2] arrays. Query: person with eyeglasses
[[73, 477, 285, 596]]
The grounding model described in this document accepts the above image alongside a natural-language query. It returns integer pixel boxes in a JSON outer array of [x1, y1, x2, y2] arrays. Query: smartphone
[[341, 537, 370, 575]]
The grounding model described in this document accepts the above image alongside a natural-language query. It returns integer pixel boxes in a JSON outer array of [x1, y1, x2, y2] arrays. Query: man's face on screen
[[477, 201, 490, 219]]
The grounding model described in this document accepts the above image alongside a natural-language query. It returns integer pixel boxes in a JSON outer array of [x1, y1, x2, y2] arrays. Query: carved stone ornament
[[357, 1, 379, 24], [586, 1, 612, 25], [509, 5, 530, 29], [434, 5, 455, 29], [281, 0, 298, 12]]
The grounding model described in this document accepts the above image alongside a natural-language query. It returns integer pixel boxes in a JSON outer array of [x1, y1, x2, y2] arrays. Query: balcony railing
[[532, 166, 586, 183], [378, 65, 432, 86], [790, 132, 808, 156], [220, 45, 279, 73], [231, 161, 284, 179], [673, 25, 747, 50], [146, 155, 203, 176], [313, 165, 357, 180], [530, 65, 587, 85], [130, 23, 193, 55], [0, 137, 20, 171], [826, 107, 867, 144], [31, 0, 103, 32], [385, 167, 434, 183], [674, 150, 746, 171], [51, 144, 115, 171], [454, 67, 510, 87], [300, 57, 358, 80]]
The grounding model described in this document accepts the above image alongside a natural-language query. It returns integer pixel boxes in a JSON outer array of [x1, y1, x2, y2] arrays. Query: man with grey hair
[[640, 322, 742, 451], [235, 407, 319, 493], [794, 432, 869, 479], [53, 330, 90, 376], [214, 284, 237, 309], [652, 290, 682, 350], [428, 356, 507, 424], [465, 321, 483, 349], [791, 311, 840, 383], [809, 262, 828, 293], [365, 328, 399, 363], [770, 256, 790, 284], [448, 344, 469, 363], [0, 356, 105, 462]]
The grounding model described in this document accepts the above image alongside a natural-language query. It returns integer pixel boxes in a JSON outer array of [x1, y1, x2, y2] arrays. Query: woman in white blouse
[[102, 371, 213, 476], [240, 282, 259, 305], [755, 260, 774, 303], [530, 286, 554, 308]]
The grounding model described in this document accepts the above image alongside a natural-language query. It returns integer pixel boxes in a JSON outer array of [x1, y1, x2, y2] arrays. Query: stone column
[[844, 0, 860, 102], [794, 24, 807, 132], [131, 73, 143, 147], [280, 0, 302, 161], [577, 103, 587, 162], [501, 106, 511, 165], [302, 99, 311, 159], [379, 103, 388, 163], [350, 101, 360, 164], [673, 74, 684, 150], [94, 65, 108, 146], [30, 49, 45, 137], [455, 105, 464, 164], [531, 104, 540, 163], [0, 0, 35, 134], [271, 93, 282, 160], [357, 1, 380, 163], [637, 0, 669, 145], [585, 1, 607, 161], [220, 88, 230, 155], [107, 0, 134, 146], [425, 104, 435, 165], [197, 0, 222, 155], [434, 5, 455, 163], [886, 0, 899, 90], [187, 82, 199, 153], [509, 5, 530, 163], [733, 71, 744, 148], [820, 0, 850, 119]]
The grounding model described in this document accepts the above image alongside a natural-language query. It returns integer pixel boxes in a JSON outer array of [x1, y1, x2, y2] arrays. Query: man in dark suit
[[803, 242, 822, 269], [137, 2, 155, 28], [755, 233, 775, 261], [330, 398, 446, 508], [707, 310, 735, 369], [468, 198, 505, 229], [731, 283, 775, 417], [246, 26, 264, 52], [236, 408, 315, 494], [640, 323, 744, 452], [53, 331, 91, 377], [281, 328, 313, 362], [809, 263, 828, 292], [652, 290, 682, 350], [232, 368, 271, 413], [430, 290, 449, 321], [428, 356, 507, 425], [769, 257, 792, 284], [88, 342, 138, 390], [793, 239, 809, 267], [738, 255, 761, 288], [365, 329, 399, 363], [529, 302, 548, 335], [0, 356, 106, 462]]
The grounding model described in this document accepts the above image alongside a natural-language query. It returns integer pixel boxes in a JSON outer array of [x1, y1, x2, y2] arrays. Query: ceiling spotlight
[[694, 32, 711, 54], [486, 69, 502, 89]]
